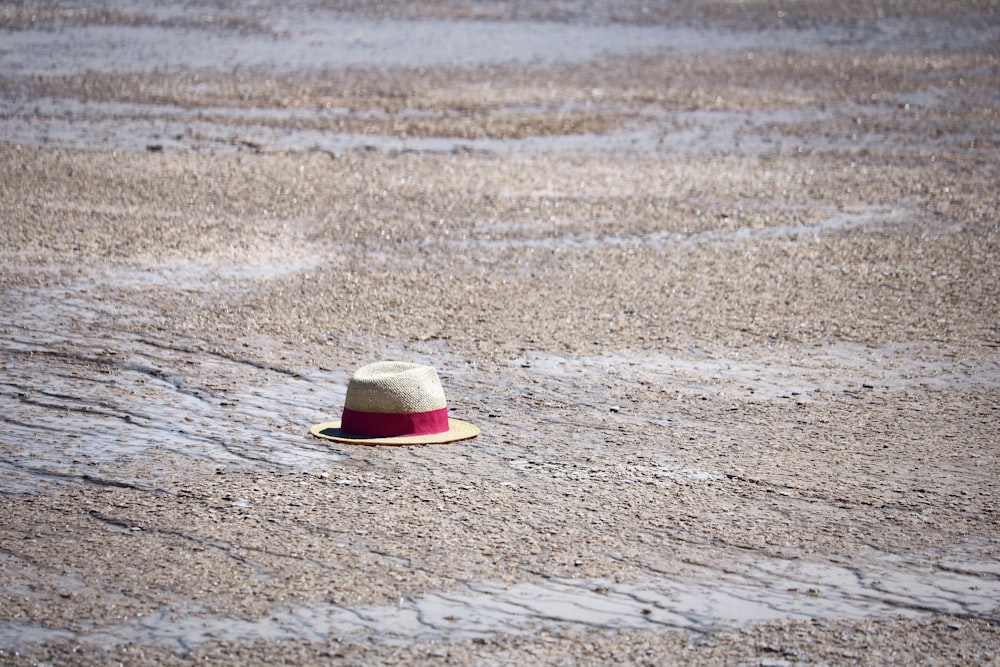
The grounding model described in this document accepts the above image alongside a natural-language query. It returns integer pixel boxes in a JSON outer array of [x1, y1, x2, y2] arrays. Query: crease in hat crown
[[344, 361, 447, 414]]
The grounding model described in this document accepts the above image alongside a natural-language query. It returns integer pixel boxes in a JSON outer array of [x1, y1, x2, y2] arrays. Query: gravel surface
[[1, 0, 998, 664]]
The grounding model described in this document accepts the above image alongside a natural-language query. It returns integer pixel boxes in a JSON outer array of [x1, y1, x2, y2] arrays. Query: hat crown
[[343, 361, 447, 414]]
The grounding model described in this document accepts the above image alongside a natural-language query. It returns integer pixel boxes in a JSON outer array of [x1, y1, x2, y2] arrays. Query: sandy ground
[[1, 0, 999, 664]]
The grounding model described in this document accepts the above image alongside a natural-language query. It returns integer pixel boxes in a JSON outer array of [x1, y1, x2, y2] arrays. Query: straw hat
[[309, 361, 479, 445]]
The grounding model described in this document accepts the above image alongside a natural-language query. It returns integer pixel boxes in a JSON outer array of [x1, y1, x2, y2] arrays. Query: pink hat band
[[340, 406, 449, 438]]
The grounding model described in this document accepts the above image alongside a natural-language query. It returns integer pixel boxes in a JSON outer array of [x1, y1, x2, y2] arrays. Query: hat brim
[[309, 418, 479, 446]]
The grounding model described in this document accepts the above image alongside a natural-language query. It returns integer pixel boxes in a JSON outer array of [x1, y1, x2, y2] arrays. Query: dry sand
[[1, 0, 999, 664]]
